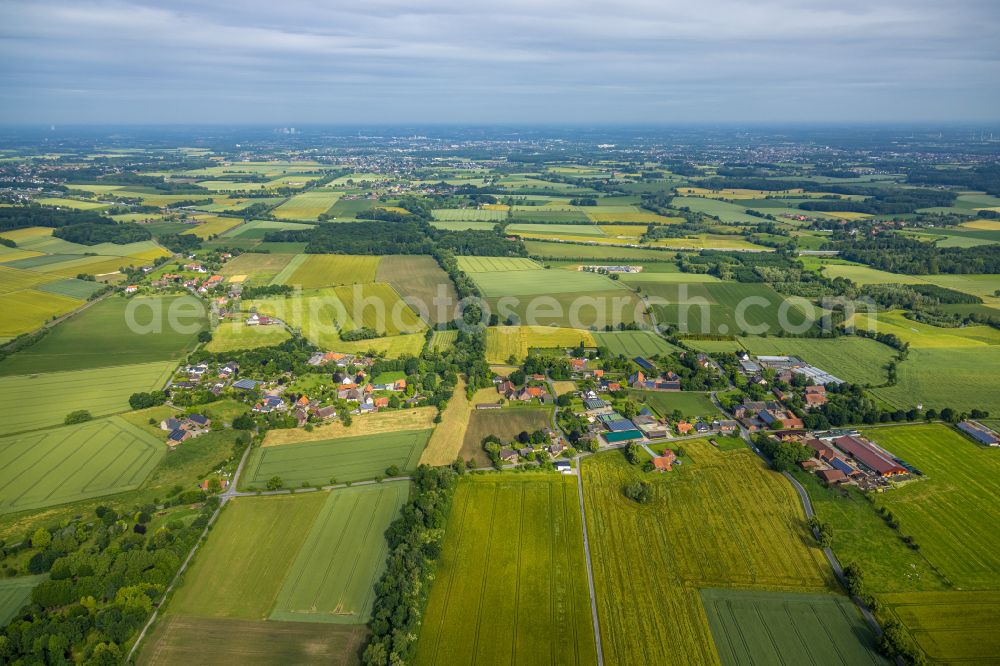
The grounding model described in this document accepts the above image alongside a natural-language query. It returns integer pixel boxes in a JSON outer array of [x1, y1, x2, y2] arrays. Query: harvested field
[[485, 326, 596, 364], [420, 378, 471, 466], [376, 255, 458, 324]]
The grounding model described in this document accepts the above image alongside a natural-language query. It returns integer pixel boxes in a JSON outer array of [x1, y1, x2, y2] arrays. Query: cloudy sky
[[1, 0, 998, 124]]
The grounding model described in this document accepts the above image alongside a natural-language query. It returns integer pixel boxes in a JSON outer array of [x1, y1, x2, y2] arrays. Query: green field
[[736, 335, 897, 386], [870, 347, 1000, 414], [0, 416, 163, 514], [800, 423, 1000, 663], [270, 484, 407, 624], [507, 222, 605, 236], [0, 361, 176, 433], [0, 296, 207, 375], [219, 251, 297, 281], [273, 191, 342, 220], [204, 317, 291, 352], [0, 575, 47, 626], [223, 220, 315, 241], [242, 429, 432, 489], [460, 408, 552, 465], [455, 256, 542, 273], [649, 282, 816, 336], [593, 330, 681, 357], [628, 390, 722, 420], [495, 272, 633, 299], [862, 424, 1000, 590], [168, 493, 328, 619], [524, 240, 678, 260], [879, 591, 1000, 664], [283, 254, 380, 288], [431, 208, 507, 221], [0, 288, 84, 337], [700, 589, 884, 666], [583, 439, 835, 666], [414, 475, 597, 665]]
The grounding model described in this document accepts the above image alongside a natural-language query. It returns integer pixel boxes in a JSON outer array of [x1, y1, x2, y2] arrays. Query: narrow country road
[[575, 454, 604, 666]]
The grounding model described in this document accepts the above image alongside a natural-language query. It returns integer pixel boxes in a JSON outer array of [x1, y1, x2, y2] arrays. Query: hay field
[[0, 361, 176, 433], [243, 429, 432, 488], [0, 295, 207, 375], [0, 417, 163, 514], [263, 408, 437, 447], [205, 317, 291, 353], [593, 330, 681, 357], [219, 252, 297, 281], [182, 215, 244, 238], [524, 240, 674, 261], [415, 475, 597, 666], [583, 439, 835, 666], [283, 254, 380, 288], [168, 493, 328, 619], [420, 378, 471, 466], [456, 256, 542, 272], [270, 484, 407, 624], [431, 208, 507, 221], [485, 325, 595, 363], [273, 191, 342, 220]]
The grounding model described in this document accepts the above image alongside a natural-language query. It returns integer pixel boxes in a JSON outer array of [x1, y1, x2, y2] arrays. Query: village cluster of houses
[[159, 413, 211, 445], [789, 430, 915, 490], [579, 392, 740, 446], [737, 352, 844, 387]]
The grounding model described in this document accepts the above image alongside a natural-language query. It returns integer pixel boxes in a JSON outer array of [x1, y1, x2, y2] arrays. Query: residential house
[[652, 449, 677, 472]]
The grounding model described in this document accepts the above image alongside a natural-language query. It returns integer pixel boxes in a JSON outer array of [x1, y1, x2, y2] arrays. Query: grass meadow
[[628, 390, 722, 420], [0, 361, 176, 433], [0, 417, 163, 514], [420, 379, 472, 466], [593, 330, 681, 357], [243, 429, 432, 488], [0, 575, 48, 626], [204, 317, 291, 353], [736, 335, 896, 386], [455, 256, 541, 273], [270, 484, 407, 624], [168, 493, 328, 619], [414, 475, 597, 666], [283, 255, 380, 288], [262, 408, 437, 446], [0, 296, 206, 375], [524, 240, 679, 261], [582, 439, 835, 666], [272, 191, 342, 220]]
